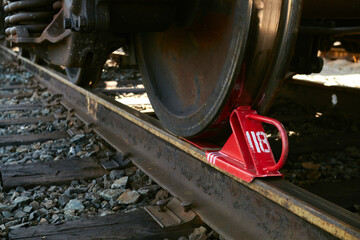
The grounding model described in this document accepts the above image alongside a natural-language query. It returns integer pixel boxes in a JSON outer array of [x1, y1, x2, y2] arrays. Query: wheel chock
[[191, 106, 289, 183]]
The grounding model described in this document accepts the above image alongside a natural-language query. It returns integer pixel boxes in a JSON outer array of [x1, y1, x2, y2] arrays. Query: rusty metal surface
[[2, 47, 360, 240], [136, 0, 253, 138]]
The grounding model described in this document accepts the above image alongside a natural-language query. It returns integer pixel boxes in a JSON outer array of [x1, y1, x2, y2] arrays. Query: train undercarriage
[[1, 0, 360, 138]]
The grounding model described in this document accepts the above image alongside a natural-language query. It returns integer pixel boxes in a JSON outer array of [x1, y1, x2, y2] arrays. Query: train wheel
[[136, 0, 302, 138], [65, 66, 103, 88]]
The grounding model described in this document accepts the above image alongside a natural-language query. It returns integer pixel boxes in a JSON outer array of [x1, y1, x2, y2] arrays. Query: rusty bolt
[[156, 199, 169, 212], [181, 201, 193, 212]]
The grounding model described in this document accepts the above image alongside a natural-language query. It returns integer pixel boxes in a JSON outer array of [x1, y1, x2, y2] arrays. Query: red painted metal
[[245, 113, 289, 172], [191, 106, 289, 182]]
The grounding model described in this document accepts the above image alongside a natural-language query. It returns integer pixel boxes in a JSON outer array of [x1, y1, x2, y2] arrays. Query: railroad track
[[0, 51, 202, 239], [0, 46, 359, 240]]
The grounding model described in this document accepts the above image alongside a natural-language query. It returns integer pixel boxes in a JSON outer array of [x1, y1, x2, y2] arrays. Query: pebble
[[111, 177, 128, 190], [30, 201, 40, 210], [23, 206, 33, 213], [0, 204, 16, 212], [40, 154, 53, 162], [10, 192, 20, 201], [66, 186, 88, 195], [138, 185, 160, 195], [125, 166, 137, 176], [109, 170, 125, 180], [39, 218, 48, 224], [117, 190, 140, 205], [189, 227, 208, 240], [100, 189, 124, 201], [64, 210, 80, 221], [16, 146, 28, 153], [70, 134, 86, 143], [13, 196, 30, 206], [99, 209, 115, 216], [154, 189, 169, 201], [15, 187, 25, 193], [14, 210, 26, 219], [5, 220, 19, 228], [58, 194, 70, 207], [68, 146, 76, 156], [0, 224, 6, 231], [64, 199, 85, 212], [43, 199, 54, 209], [2, 211, 13, 218], [51, 214, 60, 223], [301, 162, 321, 171], [9, 222, 30, 230]]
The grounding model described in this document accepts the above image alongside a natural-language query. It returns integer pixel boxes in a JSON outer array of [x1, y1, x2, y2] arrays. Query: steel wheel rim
[[137, 0, 252, 137], [137, 0, 302, 138]]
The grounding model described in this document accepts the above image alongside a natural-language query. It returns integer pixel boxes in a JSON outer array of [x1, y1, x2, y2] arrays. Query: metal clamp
[[145, 198, 202, 229]]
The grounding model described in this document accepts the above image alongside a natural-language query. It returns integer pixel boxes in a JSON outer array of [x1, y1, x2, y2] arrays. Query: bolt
[[181, 201, 193, 212], [156, 199, 169, 212]]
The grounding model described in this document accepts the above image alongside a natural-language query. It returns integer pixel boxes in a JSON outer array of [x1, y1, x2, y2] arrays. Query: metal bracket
[[190, 106, 289, 182], [144, 198, 202, 229]]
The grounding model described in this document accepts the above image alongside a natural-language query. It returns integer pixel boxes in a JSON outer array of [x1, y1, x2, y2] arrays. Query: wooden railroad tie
[[0, 85, 38, 91], [0, 104, 43, 112], [9, 209, 195, 240], [0, 131, 70, 147], [1, 157, 108, 191], [0, 116, 57, 127], [0, 92, 34, 99]]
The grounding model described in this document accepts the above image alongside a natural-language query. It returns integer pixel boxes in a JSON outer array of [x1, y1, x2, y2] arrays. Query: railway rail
[[1, 46, 360, 239]]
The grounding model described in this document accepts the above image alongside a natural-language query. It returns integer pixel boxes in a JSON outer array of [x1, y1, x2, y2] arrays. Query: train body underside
[[1, 0, 360, 138]]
